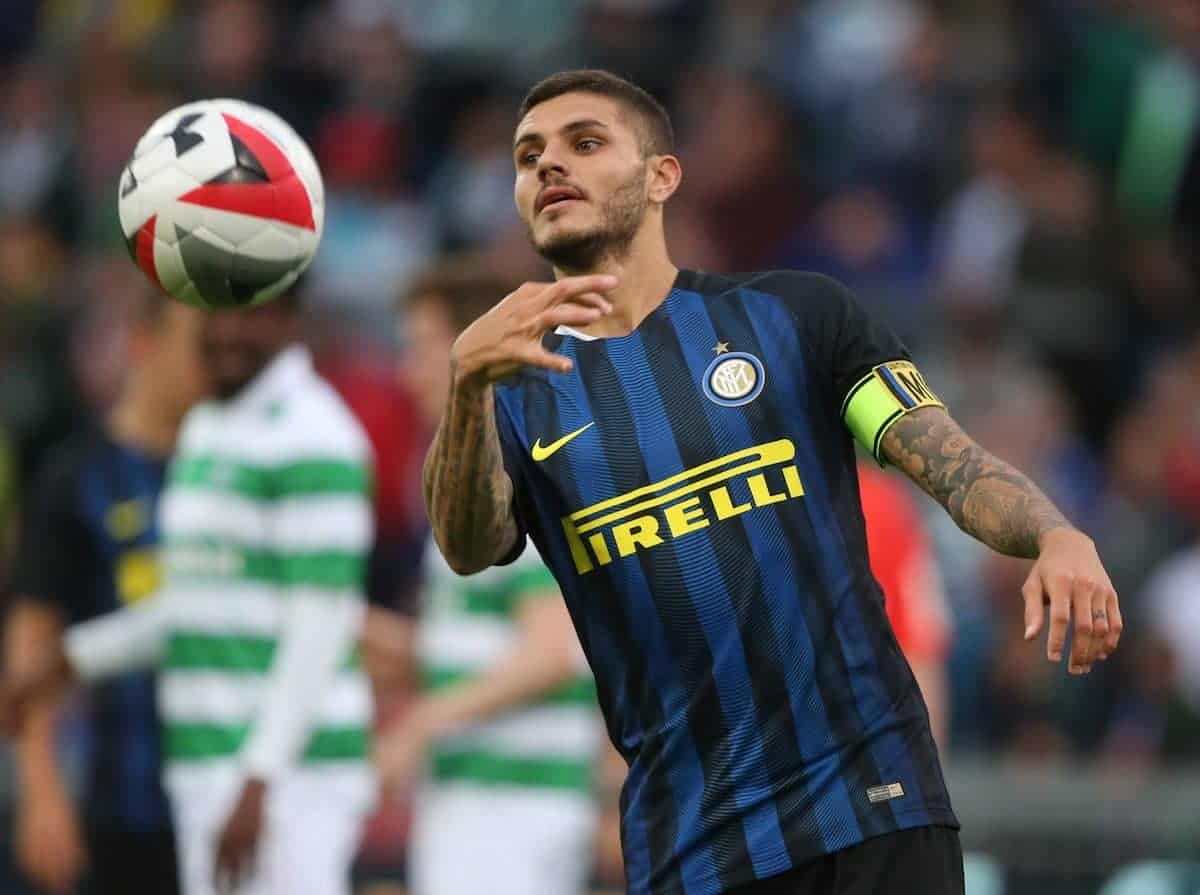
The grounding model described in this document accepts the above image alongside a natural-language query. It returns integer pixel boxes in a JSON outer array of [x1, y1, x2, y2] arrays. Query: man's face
[[399, 298, 458, 428], [200, 302, 293, 400], [513, 92, 650, 271]]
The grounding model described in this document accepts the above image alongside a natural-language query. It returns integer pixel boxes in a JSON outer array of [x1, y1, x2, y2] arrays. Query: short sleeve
[[10, 451, 89, 618], [491, 389, 530, 565], [788, 273, 945, 463]]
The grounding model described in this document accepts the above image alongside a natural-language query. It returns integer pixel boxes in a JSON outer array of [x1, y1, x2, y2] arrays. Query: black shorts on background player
[[492, 270, 958, 894], [11, 432, 179, 895]]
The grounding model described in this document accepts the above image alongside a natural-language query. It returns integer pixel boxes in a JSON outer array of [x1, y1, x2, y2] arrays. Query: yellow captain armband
[[841, 360, 945, 464]]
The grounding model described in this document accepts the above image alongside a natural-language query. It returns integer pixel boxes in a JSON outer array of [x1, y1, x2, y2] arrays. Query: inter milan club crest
[[703, 342, 766, 407]]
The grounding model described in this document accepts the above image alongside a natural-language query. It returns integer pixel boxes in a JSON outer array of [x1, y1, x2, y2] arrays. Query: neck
[[554, 220, 677, 338], [108, 376, 181, 459]]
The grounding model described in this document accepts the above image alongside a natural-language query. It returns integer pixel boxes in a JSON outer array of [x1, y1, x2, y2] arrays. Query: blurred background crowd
[[1, 0, 1200, 893]]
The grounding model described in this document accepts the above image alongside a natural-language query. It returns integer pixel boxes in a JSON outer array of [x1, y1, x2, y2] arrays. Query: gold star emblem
[[713, 341, 730, 355]]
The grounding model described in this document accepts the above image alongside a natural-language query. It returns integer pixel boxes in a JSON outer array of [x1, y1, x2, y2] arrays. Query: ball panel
[[119, 164, 204, 237], [238, 225, 299, 261], [152, 233, 190, 298], [165, 203, 273, 248], [133, 215, 162, 289]]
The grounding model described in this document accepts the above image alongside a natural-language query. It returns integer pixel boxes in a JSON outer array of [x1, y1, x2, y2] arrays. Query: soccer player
[[3, 295, 376, 895], [422, 70, 1124, 895], [376, 259, 602, 895], [4, 294, 205, 895]]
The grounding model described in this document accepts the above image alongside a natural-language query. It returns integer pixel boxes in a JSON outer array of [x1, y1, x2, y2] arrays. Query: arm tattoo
[[879, 407, 1070, 558], [422, 365, 519, 574]]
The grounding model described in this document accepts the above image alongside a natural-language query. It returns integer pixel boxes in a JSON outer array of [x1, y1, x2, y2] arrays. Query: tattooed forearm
[[422, 364, 519, 574], [879, 407, 1071, 558]]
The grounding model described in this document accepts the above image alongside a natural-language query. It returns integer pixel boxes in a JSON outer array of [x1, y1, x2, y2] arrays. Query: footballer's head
[[200, 293, 300, 401], [513, 69, 681, 272], [399, 256, 516, 426]]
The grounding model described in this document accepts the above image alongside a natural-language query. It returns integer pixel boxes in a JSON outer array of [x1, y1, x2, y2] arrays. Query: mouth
[[536, 185, 585, 214]]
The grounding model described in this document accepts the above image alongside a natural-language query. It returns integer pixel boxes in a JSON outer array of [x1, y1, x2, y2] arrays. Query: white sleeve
[[239, 594, 364, 780], [64, 598, 169, 681], [238, 437, 373, 781]]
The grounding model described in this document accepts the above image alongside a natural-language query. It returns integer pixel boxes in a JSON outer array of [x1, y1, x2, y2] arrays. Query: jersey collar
[[226, 344, 314, 412]]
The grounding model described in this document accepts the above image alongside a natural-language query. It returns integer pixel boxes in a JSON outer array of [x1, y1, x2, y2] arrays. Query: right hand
[[451, 275, 617, 383], [15, 783, 88, 894]]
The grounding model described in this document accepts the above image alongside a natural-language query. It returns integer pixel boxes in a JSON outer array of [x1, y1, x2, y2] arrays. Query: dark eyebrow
[[513, 118, 611, 153]]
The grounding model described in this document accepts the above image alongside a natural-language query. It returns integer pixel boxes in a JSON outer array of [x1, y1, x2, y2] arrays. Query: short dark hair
[[401, 256, 517, 335], [518, 69, 673, 157]]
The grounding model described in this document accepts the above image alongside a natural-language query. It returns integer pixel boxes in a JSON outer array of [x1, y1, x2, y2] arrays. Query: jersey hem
[[634, 807, 960, 895]]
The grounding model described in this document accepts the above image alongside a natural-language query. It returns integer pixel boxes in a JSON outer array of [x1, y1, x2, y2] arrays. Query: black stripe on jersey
[[575, 343, 749, 894], [532, 355, 688, 895], [639, 310, 827, 869], [708, 292, 896, 840]]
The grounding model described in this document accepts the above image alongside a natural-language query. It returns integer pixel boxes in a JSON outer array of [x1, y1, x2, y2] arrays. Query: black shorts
[[81, 826, 180, 895], [728, 825, 964, 895]]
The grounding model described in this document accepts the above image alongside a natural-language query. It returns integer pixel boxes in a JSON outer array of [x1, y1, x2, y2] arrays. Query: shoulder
[[691, 268, 852, 304], [685, 268, 858, 328], [259, 374, 373, 464]]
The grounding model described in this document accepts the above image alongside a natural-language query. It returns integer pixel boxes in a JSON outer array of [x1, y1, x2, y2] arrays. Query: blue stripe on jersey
[[497, 382, 634, 737], [740, 287, 932, 829], [556, 337, 722, 894], [669, 291, 863, 851], [613, 332, 793, 881]]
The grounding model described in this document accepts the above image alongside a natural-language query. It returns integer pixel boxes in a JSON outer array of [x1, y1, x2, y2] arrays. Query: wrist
[[1036, 525, 1084, 554]]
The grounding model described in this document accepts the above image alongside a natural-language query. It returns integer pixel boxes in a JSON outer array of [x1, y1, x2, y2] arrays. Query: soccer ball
[[117, 99, 324, 309]]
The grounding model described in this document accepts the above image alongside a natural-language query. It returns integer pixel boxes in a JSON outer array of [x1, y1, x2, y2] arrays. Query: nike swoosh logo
[[531, 422, 595, 462]]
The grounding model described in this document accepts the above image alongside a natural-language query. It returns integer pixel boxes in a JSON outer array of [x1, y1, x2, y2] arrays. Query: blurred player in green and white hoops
[[377, 258, 603, 895], [2, 295, 376, 895]]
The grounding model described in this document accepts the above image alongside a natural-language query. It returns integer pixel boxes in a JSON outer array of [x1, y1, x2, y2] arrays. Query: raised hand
[[450, 275, 616, 382]]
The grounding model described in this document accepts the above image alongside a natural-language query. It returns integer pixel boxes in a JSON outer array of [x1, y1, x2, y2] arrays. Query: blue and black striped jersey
[[493, 269, 956, 895]]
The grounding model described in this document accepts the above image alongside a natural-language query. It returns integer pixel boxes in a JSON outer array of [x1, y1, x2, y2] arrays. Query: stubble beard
[[530, 168, 647, 273]]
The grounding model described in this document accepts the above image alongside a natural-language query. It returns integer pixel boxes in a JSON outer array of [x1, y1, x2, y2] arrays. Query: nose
[[536, 142, 568, 182]]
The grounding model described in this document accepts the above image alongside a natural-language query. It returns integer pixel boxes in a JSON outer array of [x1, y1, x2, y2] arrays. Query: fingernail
[[1024, 624, 1036, 640], [1049, 651, 1061, 661]]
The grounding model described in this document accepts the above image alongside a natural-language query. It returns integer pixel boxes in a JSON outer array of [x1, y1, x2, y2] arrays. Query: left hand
[[214, 778, 267, 893], [1022, 527, 1123, 674]]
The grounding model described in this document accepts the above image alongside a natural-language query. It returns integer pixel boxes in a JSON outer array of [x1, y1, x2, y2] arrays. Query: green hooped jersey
[[157, 347, 372, 769], [418, 539, 602, 793]]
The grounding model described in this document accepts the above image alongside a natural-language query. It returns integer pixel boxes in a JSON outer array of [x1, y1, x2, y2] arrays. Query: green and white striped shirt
[[418, 541, 602, 793], [156, 346, 373, 775]]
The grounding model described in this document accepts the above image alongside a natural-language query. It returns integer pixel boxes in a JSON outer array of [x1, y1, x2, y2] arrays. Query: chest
[[509, 320, 821, 576]]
